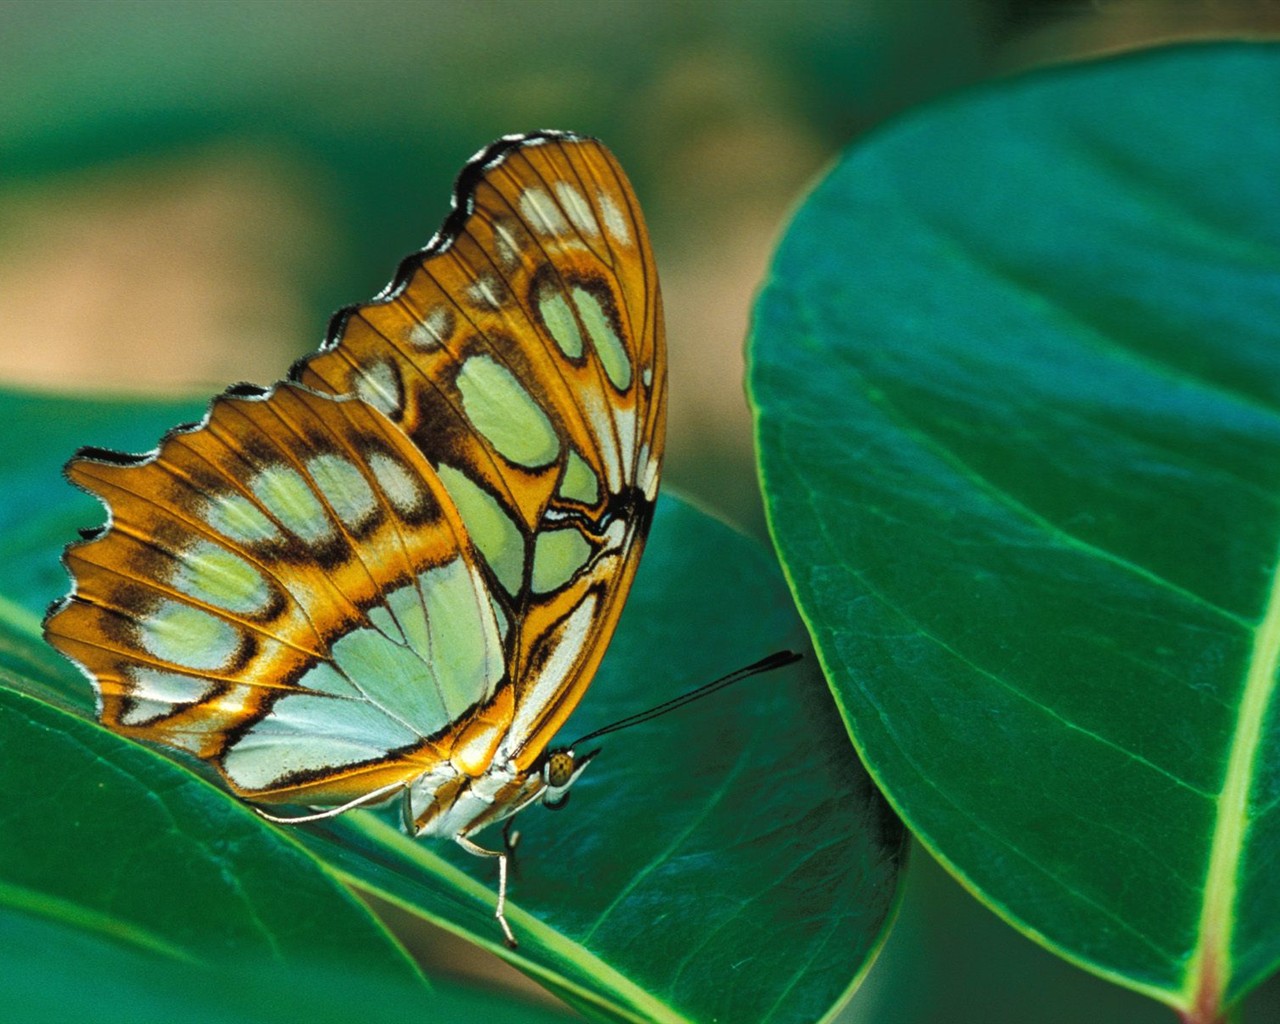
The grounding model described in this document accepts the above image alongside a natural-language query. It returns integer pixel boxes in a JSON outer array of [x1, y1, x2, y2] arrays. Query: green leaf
[[2, 388, 904, 1022], [749, 41, 1280, 1018], [0, 681, 431, 1002], [0, 906, 573, 1024], [303, 497, 905, 1024]]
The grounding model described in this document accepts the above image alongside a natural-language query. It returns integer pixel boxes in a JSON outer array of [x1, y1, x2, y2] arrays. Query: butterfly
[[43, 131, 665, 947]]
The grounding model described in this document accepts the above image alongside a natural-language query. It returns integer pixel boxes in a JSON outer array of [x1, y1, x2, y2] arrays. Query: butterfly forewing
[[293, 133, 666, 769], [44, 132, 665, 822]]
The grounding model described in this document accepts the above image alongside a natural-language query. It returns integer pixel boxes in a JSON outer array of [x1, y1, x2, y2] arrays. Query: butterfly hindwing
[[45, 384, 510, 805]]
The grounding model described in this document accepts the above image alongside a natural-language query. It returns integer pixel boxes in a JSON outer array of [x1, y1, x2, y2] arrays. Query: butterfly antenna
[[569, 650, 803, 748]]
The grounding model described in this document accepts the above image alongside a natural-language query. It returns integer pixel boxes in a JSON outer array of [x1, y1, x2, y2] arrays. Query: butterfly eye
[[541, 746, 598, 809], [545, 749, 577, 788]]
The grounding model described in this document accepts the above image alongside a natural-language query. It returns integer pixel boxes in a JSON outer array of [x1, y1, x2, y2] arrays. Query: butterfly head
[[539, 746, 600, 810]]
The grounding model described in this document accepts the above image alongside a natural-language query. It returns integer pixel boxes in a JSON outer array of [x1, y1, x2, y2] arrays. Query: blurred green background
[[4, 1, 1279, 1021]]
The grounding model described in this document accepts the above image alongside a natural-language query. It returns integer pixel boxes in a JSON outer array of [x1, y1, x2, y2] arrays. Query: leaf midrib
[[1186, 544, 1280, 1009]]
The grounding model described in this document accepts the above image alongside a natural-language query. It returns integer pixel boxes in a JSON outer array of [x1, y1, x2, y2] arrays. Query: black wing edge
[[49, 381, 337, 596], [55, 130, 593, 486], [290, 128, 598, 377]]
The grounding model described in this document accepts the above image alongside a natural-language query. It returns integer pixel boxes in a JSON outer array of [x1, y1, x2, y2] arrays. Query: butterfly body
[[44, 132, 665, 939]]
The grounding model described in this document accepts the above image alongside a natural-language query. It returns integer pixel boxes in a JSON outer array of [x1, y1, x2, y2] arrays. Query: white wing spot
[[643, 451, 661, 501], [368, 452, 423, 516], [555, 182, 599, 237], [598, 189, 632, 246], [602, 517, 627, 553], [501, 595, 599, 757], [467, 273, 505, 310], [493, 219, 524, 268], [353, 359, 402, 418], [409, 307, 453, 349], [520, 187, 569, 236], [614, 403, 637, 483], [579, 388, 621, 492]]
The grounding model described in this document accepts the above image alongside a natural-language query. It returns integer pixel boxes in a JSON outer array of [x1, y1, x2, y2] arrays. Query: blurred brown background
[[4, 1, 1278, 1021], [11, 0, 1277, 537]]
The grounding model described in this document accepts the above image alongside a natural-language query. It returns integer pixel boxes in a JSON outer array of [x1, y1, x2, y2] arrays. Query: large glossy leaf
[[749, 42, 1280, 1019], [0, 678, 435, 1012], [303, 496, 905, 1024], [0, 902, 573, 1024], [2, 387, 904, 1022]]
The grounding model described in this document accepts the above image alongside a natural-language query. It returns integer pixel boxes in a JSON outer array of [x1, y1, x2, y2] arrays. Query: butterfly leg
[[503, 817, 521, 856], [455, 834, 518, 949]]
